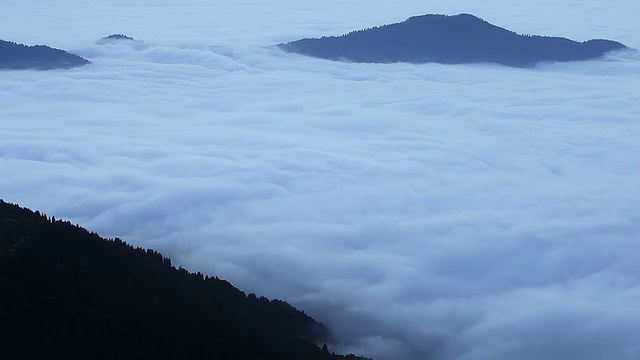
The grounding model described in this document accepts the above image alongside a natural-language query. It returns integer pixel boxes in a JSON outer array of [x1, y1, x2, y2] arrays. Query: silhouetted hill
[[0, 39, 89, 70], [104, 34, 135, 41], [278, 13, 627, 67], [96, 34, 139, 45], [0, 200, 369, 360]]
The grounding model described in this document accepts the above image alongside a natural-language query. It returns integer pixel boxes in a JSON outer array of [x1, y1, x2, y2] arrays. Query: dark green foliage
[[0, 39, 90, 70], [278, 13, 628, 67], [0, 200, 369, 360]]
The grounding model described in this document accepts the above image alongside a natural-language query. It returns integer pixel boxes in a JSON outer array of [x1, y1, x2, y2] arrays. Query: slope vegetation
[[0, 200, 367, 360]]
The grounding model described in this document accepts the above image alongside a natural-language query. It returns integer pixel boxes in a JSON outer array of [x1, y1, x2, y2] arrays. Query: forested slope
[[0, 200, 367, 360]]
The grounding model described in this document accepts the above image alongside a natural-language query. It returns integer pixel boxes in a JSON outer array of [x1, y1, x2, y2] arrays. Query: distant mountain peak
[[96, 34, 139, 45], [278, 13, 627, 67], [104, 34, 135, 40], [0, 39, 89, 70]]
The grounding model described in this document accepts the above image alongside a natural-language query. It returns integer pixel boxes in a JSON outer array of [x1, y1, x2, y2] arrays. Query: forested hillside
[[0, 39, 89, 69], [0, 200, 367, 360]]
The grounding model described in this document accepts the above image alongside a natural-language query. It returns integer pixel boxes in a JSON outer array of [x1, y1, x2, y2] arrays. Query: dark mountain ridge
[[278, 13, 627, 67], [96, 34, 139, 45], [104, 34, 135, 41], [0, 39, 90, 70], [0, 200, 368, 360]]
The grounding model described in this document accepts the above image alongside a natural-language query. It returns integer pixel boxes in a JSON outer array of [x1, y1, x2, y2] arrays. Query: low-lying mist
[[2, 1, 640, 359]]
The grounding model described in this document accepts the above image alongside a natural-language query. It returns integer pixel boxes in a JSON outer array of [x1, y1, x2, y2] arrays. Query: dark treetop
[[0, 39, 90, 70], [278, 13, 627, 67], [96, 34, 139, 45], [103, 34, 136, 41], [0, 200, 369, 360]]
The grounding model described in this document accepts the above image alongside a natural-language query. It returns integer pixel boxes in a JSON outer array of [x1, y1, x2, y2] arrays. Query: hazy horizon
[[2, 1, 640, 359]]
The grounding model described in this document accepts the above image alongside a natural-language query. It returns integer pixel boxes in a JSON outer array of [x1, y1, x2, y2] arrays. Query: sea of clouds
[[2, 1, 640, 359]]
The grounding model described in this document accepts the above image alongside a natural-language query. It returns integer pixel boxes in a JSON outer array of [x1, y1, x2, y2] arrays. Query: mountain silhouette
[[0, 39, 90, 70], [278, 14, 627, 67], [0, 200, 368, 360], [103, 34, 135, 41], [96, 34, 139, 45]]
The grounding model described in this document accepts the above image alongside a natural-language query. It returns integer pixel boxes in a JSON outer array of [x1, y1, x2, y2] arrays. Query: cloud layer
[[2, 1, 640, 359]]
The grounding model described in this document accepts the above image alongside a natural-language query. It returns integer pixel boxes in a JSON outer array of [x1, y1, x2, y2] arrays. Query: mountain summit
[[96, 34, 139, 45], [278, 14, 627, 67], [0, 39, 89, 70]]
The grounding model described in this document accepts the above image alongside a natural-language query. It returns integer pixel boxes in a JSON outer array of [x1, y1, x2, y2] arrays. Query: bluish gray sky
[[1, 1, 640, 359]]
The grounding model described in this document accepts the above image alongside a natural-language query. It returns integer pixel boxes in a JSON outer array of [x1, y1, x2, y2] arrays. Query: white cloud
[[2, 1, 640, 359]]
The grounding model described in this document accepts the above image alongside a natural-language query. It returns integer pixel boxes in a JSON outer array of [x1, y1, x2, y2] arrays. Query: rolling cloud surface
[[1, 1, 640, 359]]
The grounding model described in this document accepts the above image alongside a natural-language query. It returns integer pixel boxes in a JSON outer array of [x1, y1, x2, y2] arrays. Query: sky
[[2, 1, 640, 359]]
